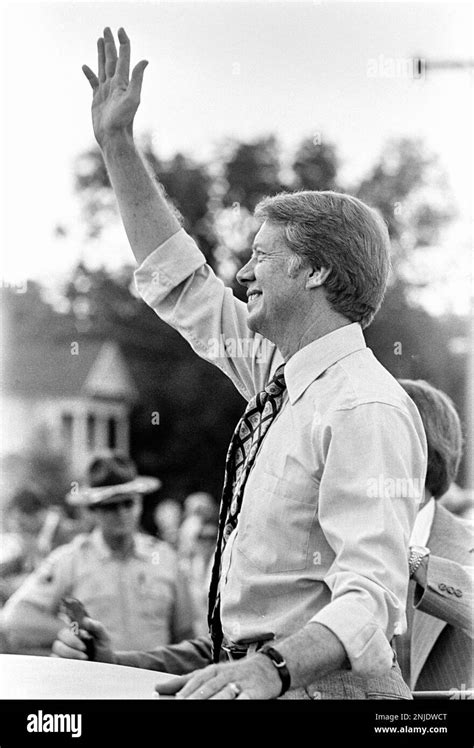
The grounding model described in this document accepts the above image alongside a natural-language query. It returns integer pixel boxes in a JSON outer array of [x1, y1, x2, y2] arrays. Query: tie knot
[[265, 364, 286, 396]]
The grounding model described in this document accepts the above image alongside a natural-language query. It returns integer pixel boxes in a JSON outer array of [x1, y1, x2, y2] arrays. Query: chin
[[246, 310, 264, 335]]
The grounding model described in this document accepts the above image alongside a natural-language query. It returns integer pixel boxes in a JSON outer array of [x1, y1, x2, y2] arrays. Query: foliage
[[292, 137, 340, 192], [354, 138, 455, 262], [3, 133, 468, 496], [0, 447, 70, 507]]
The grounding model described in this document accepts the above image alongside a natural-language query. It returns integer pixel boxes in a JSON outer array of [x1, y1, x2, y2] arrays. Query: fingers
[[103, 26, 117, 78], [160, 665, 249, 700], [57, 626, 87, 651], [129, 60, 149, 100], [209, 683, 246, 700], [116, 27, 131, 82], [97, 37, 106, 83], [82, 65, 99, 91], [184, 676, 223, 700], [155, 674, 190, 695], [82, 617, 109, 643], [52, 640, 88, 660], [175, 666, 221, 700], [52, 629, 88, 660], [90, 28, 147, 95]]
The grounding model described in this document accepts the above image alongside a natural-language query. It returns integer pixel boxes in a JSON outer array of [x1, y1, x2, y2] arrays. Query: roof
[[1, 338, 138, 401]]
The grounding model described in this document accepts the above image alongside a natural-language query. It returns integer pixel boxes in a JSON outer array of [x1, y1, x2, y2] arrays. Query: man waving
[[54, 28, 427, 700]]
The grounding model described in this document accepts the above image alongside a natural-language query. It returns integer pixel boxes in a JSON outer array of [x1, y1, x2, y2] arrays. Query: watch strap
[[409, 547, 430, 578], [259, 644, 291, 696]]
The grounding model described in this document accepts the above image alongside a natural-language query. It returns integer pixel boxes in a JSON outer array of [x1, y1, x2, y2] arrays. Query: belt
[[223, 639, 398, 664], [222, 638, 271, 660]]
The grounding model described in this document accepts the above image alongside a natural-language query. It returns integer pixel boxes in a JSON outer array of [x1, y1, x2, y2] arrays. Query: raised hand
[[82, 27, 148, 147]]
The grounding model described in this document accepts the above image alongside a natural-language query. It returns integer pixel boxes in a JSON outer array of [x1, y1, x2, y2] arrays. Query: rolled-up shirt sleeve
[[310, 402, 425, 676], [134, 228, 206, 306], [134, 229, 281, 401]]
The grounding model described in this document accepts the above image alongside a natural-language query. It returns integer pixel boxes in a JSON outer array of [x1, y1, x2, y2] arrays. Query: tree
[[56, 132, 467, 494], [71, 139, 216, 264], [1, 283, 63, 340], [292, 136, 339, 191], [222, 136, 285, 212], [354, 137, 455, 264]]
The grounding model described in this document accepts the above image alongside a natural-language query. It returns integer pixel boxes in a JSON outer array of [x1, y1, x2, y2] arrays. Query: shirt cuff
[[133, 228, 206, 306], [114, 651, 148, 668], [309, 597, 394, 677]]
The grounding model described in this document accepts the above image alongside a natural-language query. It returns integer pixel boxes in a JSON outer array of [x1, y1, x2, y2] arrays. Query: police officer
[[1, 455, 195, 653]]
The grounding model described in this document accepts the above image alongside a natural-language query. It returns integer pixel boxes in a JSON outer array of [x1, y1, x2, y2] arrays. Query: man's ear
[[305, 266, 331, 289]]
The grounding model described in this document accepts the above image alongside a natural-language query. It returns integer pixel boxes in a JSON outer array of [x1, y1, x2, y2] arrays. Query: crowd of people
[[0, 460, 218, 655], [0, 378, 472, 695], [41, 377, 471, 697]]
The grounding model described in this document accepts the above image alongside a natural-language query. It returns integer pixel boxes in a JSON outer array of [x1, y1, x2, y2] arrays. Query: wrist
[[258, 644, 292, 696], [253, 651, 283, 698], [99, 128, 135, 155], [409, 546, 430, 581], [413, 556, 429, 588]]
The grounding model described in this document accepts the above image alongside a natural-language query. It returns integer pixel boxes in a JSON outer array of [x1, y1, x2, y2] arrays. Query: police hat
[[66, 454, 161, 507]]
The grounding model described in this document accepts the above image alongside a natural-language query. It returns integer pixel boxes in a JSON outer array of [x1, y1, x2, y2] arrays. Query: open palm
[[82, 27, 148, 145]]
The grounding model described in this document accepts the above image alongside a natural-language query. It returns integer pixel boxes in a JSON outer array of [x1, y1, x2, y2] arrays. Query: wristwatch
[[258, 644, 291, 696], [409, 546, 430, 579]]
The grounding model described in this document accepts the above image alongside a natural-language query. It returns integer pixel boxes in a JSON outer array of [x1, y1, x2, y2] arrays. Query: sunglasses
[[93, 498, 137, 513]]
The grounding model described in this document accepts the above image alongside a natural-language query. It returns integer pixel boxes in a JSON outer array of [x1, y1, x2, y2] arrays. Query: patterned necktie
[[208, 364, 287, 661]]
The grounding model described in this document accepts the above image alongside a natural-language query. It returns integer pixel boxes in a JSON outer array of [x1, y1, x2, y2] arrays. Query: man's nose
[[236, 257, 256, 287]]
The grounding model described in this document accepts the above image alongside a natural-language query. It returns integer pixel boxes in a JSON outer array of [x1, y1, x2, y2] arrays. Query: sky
[[0, 0, 472, 311]]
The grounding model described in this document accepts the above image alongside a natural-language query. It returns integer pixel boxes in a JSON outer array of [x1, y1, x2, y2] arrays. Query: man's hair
[[254, 190, 391, 328], [399, 379, 463, 499]]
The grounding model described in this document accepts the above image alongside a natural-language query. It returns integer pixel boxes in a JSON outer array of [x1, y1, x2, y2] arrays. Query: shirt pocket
[[73, 581, 118, 623], [136, 574, 174, 621], [238, 474, 317, 574]]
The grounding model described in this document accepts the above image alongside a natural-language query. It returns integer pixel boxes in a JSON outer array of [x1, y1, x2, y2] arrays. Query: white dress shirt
[[410, 497, 436, 548], [134, 228, 427, 676]]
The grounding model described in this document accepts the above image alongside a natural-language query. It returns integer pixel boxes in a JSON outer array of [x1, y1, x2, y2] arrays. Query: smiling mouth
[[247, 292, 262, 303]]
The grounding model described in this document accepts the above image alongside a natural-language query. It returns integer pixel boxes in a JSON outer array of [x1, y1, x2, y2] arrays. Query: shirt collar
[[90, 527, 147, 561], [410, 497, 435, 547], [284, 323, 367, 405]]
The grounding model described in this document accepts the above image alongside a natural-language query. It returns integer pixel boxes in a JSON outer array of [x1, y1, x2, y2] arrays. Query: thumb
[[130, 60, 149, 98], [82, 617, 109, 642]]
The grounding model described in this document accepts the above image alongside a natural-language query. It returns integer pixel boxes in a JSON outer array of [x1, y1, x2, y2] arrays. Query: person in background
[[396, 379, 473, 693], [178, 492, 216, 560], [188, 521, 218, 636], [440, 483, 474, 521], [1, 455, 195, 654], [153, 498, 182, 548], [177, 494, 218, 636], [0, 487, 77, 605], [184, 492, 216, 523]]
